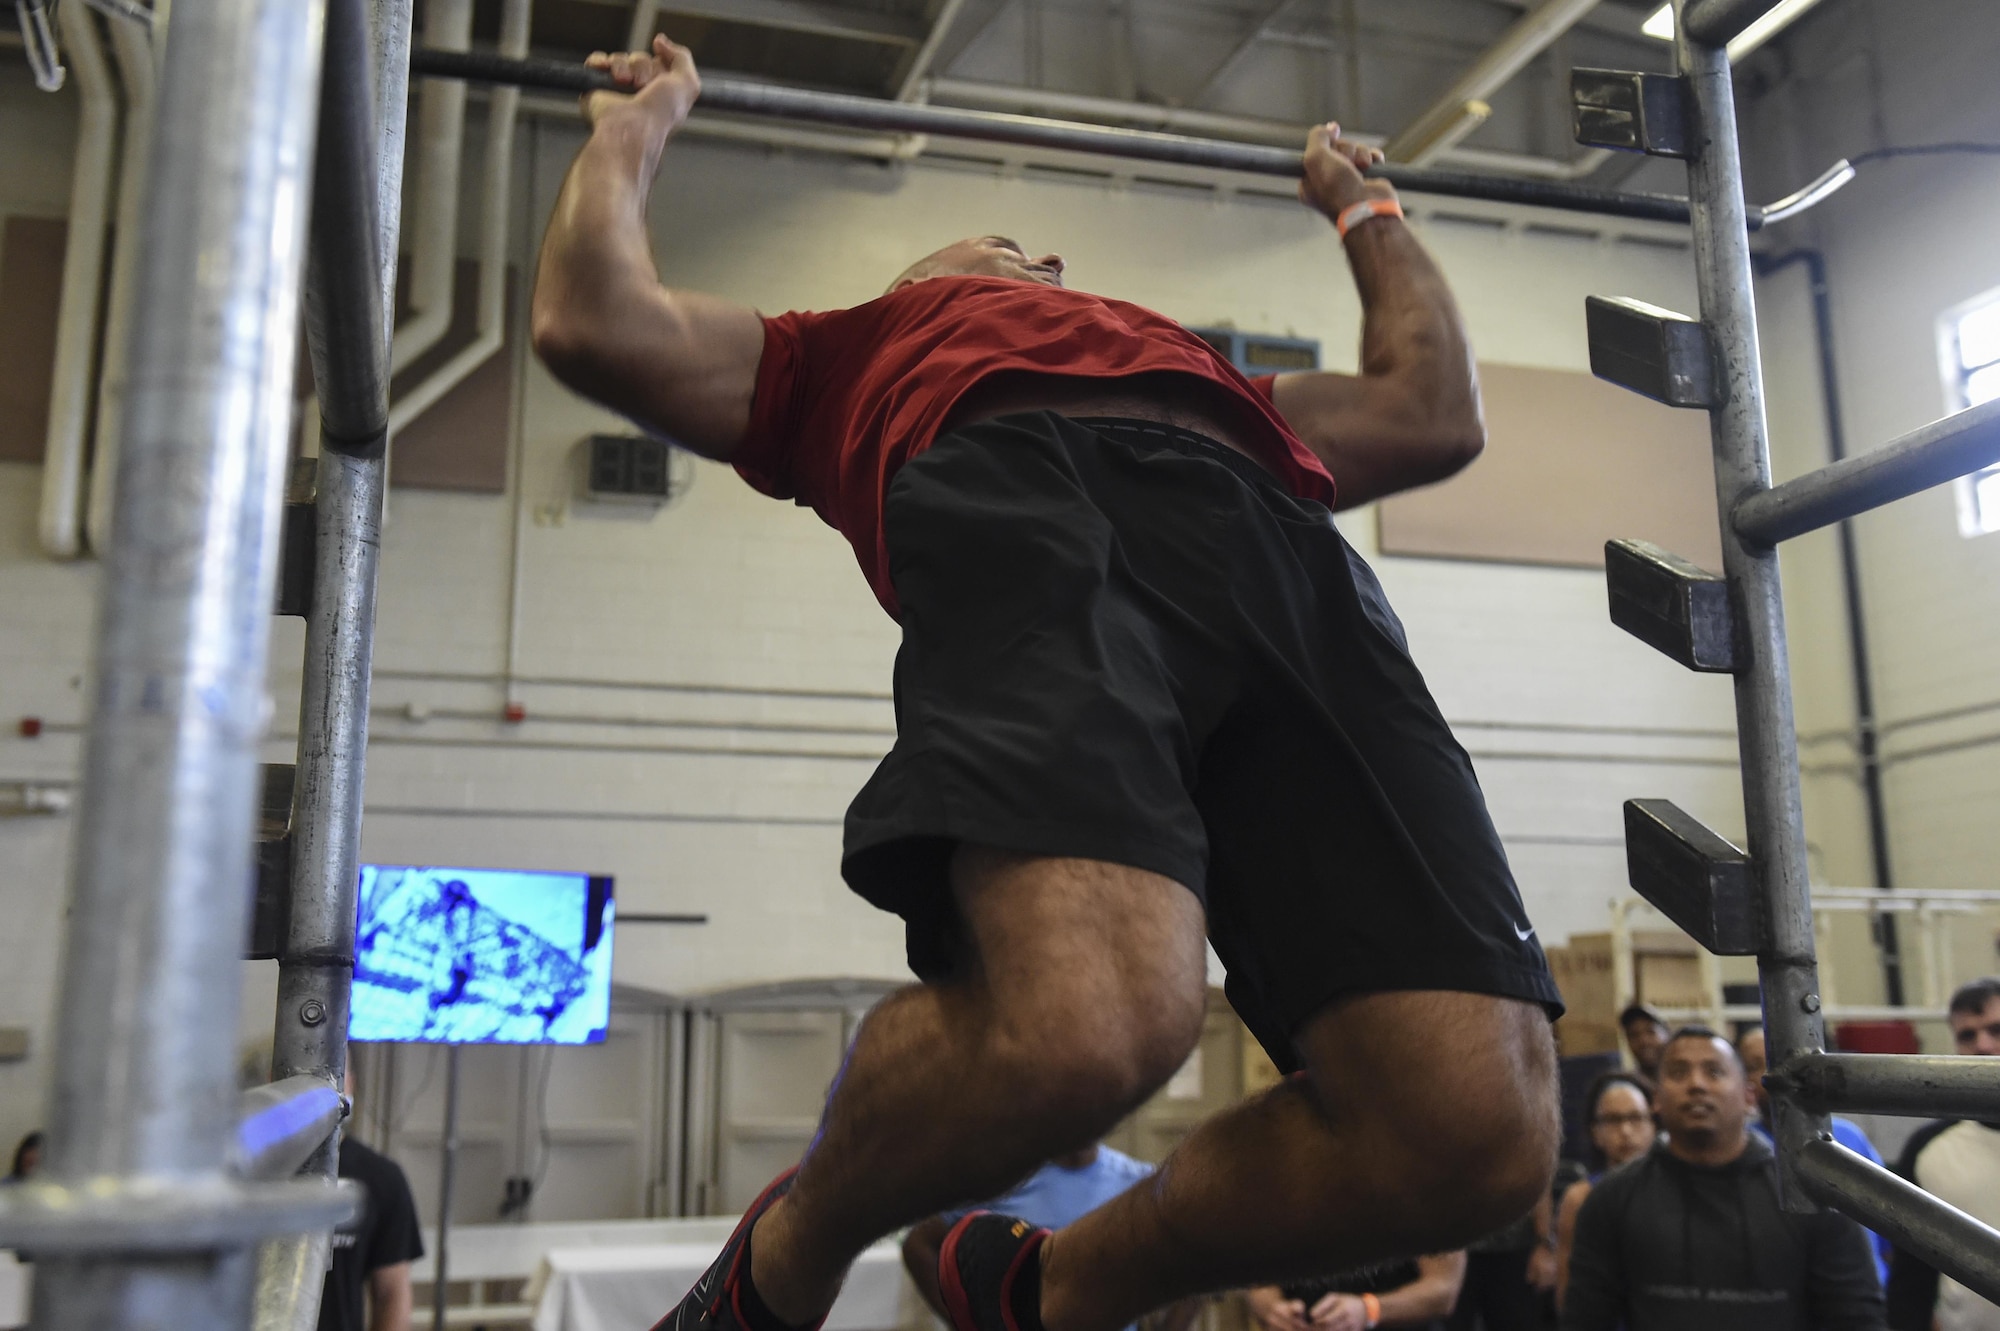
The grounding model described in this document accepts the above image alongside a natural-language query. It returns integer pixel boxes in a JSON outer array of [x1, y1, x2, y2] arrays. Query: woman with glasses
[[1553, 1072, 1656, 1311]]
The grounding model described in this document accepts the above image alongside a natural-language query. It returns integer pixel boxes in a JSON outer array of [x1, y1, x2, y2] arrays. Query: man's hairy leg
[[749, 847, 1209, 1324], [1038, 991, 1561, 1331]]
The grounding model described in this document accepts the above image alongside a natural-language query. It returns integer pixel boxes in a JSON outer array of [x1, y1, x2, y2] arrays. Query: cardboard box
[[1549, 928, 1709, 1043]]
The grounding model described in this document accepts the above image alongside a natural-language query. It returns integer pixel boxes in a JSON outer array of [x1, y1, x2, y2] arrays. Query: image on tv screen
[[350, 865, 615, 1044]]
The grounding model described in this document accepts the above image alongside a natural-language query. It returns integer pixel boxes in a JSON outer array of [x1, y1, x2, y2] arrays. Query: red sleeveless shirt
[[733, 275, 1336, 617]]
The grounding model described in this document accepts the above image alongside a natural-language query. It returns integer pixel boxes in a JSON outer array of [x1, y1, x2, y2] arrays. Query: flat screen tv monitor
[[350, 865, 615, 1044]]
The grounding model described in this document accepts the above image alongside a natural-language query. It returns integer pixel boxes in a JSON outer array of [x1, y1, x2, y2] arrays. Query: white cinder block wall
[[0, 71, 1769, 1154], [1738, 0, 2000, 1009]]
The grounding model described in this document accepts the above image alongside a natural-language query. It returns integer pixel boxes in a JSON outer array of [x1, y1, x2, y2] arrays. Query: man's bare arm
[[1371, 1251, 1468, 1325], [366, 1261, 414, 1331], [530, 36, 765, 461], [1272, 125, 1484, 509]]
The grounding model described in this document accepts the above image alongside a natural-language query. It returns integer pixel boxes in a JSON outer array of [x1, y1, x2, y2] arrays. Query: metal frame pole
[[0, 0, 344, 1323], [259, 1, 413, 1327], [270, 0, 409, 1111], [1672, 0, 1831, 1202], [432, 1046, 464, 1331]]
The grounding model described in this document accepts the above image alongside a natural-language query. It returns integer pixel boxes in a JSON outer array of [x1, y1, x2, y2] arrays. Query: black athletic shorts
[[841, 410, 1562, 1070]]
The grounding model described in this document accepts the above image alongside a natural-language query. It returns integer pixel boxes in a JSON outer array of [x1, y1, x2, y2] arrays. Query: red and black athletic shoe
[[937, 1211, 1053, 1331], [650, 1167, 816, 1331]]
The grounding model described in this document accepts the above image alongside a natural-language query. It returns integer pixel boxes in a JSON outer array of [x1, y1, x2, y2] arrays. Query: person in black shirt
[[1559, 1027, 1882, 1331], [321, 1073, 424, 1331]]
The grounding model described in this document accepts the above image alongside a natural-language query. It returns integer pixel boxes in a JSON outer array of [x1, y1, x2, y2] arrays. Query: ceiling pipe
[[1384, 0, 1602, 165], [389, 0, 472, 376], [85, 11, 159, 555], [626, 0, 659, 50], [386, 0, 529, 436], [36, 4, 116, 559]]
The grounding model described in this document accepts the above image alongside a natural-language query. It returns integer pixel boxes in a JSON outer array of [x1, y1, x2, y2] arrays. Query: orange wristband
[[1335, 196, 1404, 240], [1360, 1293, 1382, 1328]]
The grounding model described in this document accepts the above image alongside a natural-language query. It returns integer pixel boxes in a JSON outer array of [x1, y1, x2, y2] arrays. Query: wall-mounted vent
[[1188, 328, 1321, 377], [580, 434, 689, 507]]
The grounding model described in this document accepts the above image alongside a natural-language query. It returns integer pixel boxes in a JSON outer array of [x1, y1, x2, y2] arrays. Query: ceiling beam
[[1384, 0, 1602, 165], [1185, 0, 1297, 107], [896, 0, 972, 98]]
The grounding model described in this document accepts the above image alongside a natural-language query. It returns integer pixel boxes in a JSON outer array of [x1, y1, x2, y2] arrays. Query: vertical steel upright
[[1, 0, 341, 1326], [262, 0, 414, 1325], [1670, 0, 1831, 1199]]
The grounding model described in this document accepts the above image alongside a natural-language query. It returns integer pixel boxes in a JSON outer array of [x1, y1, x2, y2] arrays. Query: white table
[[0, 1252, 27, 1330], [529, 1236, 906, 1331]]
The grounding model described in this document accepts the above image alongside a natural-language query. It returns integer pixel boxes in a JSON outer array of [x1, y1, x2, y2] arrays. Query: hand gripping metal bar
[[408, 49, 1718, 227]]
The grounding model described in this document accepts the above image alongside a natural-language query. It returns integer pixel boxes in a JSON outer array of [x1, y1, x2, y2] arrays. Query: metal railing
[[1594, 0, 2000, 1308], [7, 0, 2000, 1323], [0, 0, 407, 1324]]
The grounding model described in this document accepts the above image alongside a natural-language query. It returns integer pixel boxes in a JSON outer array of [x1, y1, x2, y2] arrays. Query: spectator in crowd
[[1445, 1208, 1547, 1331], [321, 1069, 424, 1331], [1619, 1005, 1669, 1086], [1738, 1026, 1890, 1286], [1887, 977, 2000, 1331], [1560, 1027, 1883, 1331], [1247, 1254, 1467, 1331], [904, 1142, 1199, 1331], [1552, 1072, 1655, 1312], [4, 1131, 40, 1182]]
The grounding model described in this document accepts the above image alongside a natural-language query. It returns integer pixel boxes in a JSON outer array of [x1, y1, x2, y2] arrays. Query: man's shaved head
[[889, 235, 1066, 293]]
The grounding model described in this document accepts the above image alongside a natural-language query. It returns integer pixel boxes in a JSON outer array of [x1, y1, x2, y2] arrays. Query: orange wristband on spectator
[[1335, 197, 1404, 240], [1360, 1293, 1382, 1328]]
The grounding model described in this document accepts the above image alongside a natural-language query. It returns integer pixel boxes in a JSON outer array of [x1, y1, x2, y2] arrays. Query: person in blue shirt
[[1737, 1026, 1891, 1287], [903, 1143, 1198, 1331]]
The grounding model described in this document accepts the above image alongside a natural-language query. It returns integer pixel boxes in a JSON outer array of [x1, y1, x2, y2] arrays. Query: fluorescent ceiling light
[[1727, 0, 1822, 58], [1639, 0, 1824, 56]]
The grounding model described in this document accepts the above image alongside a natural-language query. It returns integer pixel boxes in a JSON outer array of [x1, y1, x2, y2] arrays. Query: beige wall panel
[[1378, 362, 1723, 571]]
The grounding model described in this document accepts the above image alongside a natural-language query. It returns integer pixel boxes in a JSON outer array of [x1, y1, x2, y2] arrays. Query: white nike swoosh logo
[[1514, 923, 1535, 940]]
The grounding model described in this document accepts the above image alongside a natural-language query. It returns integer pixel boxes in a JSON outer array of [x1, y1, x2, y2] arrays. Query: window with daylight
[[1943, 290, 2000, 536]]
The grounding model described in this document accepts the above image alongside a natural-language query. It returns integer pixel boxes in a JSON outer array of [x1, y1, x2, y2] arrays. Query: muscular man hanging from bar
[[532, 35, 1563, 1331]]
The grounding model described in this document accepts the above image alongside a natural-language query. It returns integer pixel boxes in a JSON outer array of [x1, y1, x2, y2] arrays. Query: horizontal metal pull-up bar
[[1734, 396, 2000, 545], [1797, 1139, 2000, 1306], [410, 49, 1727, 227], [1775, 1051, 2000, 1120]]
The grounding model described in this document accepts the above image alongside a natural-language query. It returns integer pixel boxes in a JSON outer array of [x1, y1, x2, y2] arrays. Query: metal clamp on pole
[[1604, 539, 1739, 672], [1586, 296, 1718, 408], [1623, 799, 1766, 954], [1571, 69, 1695, 159]]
